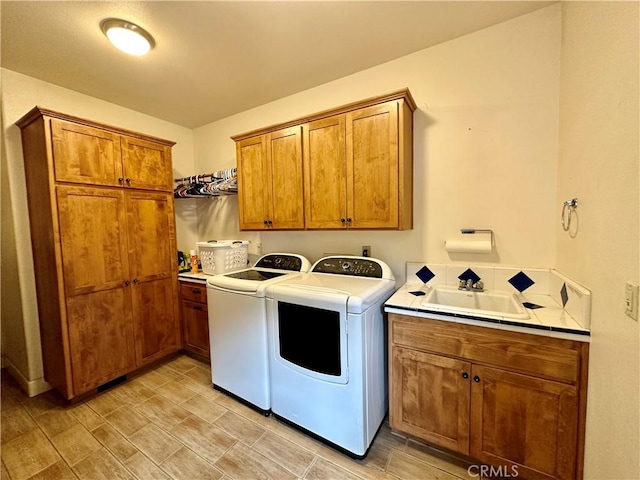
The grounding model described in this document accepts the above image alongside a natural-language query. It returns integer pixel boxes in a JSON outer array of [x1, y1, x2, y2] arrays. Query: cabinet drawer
[[180, 282, 207, 304], [389, 314, 581, 384]]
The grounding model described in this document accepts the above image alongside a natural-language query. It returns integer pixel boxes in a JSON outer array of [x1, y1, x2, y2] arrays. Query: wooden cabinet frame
[[17, 107, 180, 399]]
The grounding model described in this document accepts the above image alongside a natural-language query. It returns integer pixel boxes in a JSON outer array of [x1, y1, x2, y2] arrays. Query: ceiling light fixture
[[101, 18, 155, 56]]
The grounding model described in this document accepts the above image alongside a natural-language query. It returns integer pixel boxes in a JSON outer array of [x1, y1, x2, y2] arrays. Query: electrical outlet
[[625, 281, 639, 321], [362, 245, 371, 257], [256, 243, 262, 255]]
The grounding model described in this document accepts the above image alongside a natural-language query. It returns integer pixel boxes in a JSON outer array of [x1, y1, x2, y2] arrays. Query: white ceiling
[[1, 1, 553, 129]]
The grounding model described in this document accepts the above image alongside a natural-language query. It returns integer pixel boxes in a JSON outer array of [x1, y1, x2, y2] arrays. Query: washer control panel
[[255, 254, 304, 271], [312, 257, 383, 278]]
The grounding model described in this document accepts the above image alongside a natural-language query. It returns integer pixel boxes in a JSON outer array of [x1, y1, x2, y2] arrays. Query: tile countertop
[[384, 282, 590, 342], [178, 272, 212, 284]]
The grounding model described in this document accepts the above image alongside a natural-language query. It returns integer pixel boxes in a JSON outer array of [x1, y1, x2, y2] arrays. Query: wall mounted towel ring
[[561, 198, 578, 231]]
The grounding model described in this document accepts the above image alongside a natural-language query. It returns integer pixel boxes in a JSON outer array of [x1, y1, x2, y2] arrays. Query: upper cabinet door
[[121, 136, 173, 192], [267, 126, 304, 229], [303, 115, 347, 229], [237, 135, 270, 230], [346, 101, 399, 229], [51, 119, 123, 187]]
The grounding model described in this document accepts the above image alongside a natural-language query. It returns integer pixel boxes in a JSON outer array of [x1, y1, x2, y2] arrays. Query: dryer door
[[268, 285, 349, 384]]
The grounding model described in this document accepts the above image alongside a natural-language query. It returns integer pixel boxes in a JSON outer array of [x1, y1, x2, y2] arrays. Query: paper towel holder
[[460, 229, 494, 246]]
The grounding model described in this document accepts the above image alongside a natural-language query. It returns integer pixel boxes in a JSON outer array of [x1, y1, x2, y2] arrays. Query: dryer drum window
[[277, 302, 341, 376]]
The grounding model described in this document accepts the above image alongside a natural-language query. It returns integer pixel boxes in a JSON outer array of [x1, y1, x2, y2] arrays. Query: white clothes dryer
[[266, 256, 395, 458], [206, 253, 311, 413]]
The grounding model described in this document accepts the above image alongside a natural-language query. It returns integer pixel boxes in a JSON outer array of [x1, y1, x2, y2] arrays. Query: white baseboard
[[3, 358, 51, 397]]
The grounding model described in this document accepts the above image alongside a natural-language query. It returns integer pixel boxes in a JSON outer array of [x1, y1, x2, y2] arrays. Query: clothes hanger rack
[[173, 168, 237, 198]]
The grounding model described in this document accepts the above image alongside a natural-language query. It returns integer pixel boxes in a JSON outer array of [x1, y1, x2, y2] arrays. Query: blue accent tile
[[523, 302, 544, 309], [415, 265, 435, 284], [458, 268, 481, 284], [508, 271, 535, 292], [561, 283, 569, 307]]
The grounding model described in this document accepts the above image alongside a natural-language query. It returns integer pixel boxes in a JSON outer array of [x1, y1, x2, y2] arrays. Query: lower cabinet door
[[470, 365, 579, 480], [131, 276, 181, 366], [66, 287, 136, 395], [390, 346, 471, 454], [181, 300, 210, 359]]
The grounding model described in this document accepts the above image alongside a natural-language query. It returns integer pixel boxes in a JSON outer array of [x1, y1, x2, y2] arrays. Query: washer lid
[[206, 253, 311, 295]]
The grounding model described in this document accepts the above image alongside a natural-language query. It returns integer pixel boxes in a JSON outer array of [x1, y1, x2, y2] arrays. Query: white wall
[[557, 3, 639, 478], [0, 69, 197, 393], [194, 5, 561, 283]]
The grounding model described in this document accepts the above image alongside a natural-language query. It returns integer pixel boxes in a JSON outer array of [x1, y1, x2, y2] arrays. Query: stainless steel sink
[[421, 286, 530, 320]]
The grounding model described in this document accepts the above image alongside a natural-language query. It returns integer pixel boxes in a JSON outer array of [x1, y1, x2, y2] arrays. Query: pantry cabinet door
[[470, 365, 578, 480], [267, 126, 304, 229], [303, 115, 347, 229], [57, 186, 130, 296], [131, 277, 181, 366], [121, 136, 173, 192], [390, 347, 471, 455], [237, 135, 271, 230], [125, 191, 180, 365], [66, 288, 136, 394], [51, 119, 123, 187], [125, 191, 176, 280], [346, 101, 399, 228]]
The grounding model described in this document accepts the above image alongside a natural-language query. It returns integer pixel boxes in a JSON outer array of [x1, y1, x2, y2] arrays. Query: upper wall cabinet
[[51, 117, 173, 192], [232, 89, 416, 231], [236, 126, 304, 230]]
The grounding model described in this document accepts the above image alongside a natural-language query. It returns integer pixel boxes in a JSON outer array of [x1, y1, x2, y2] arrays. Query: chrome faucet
[[458, 279, 484, 292]]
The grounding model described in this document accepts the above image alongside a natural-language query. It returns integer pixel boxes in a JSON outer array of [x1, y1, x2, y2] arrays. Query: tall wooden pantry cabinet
[[16, 107, 181, 400]]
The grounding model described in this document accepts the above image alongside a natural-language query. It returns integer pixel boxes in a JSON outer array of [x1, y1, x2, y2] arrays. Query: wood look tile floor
[[1, 355, 474, 480]]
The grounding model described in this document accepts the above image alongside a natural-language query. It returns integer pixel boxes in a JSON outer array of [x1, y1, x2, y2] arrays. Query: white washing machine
[[206, 253, 311, 413], [266, 256, 395, 458]]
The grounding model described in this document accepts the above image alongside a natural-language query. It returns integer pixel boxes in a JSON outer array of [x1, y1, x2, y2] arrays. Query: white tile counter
[[385, 283, 589, 342], [384, 262, 591, 342]]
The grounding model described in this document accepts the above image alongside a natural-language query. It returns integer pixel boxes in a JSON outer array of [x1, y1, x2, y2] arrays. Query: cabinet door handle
[[125, 178, 131, 183], [462, 372, 469, 379], [192, 305, 204, 311], [473, 375, 481, 383], [268, 220, 273, 225], [133, 278, 138, 284], [118, 177, 124, 183], [124, 280, 130, 286], [346, 217, 352, 223], [263, 220, 269, 225], [340, 218, 346, 224], [192, 288, 201, 295]]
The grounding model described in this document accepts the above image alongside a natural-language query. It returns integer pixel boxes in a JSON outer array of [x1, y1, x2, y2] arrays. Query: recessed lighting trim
[[101, 18, 155, 56]]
